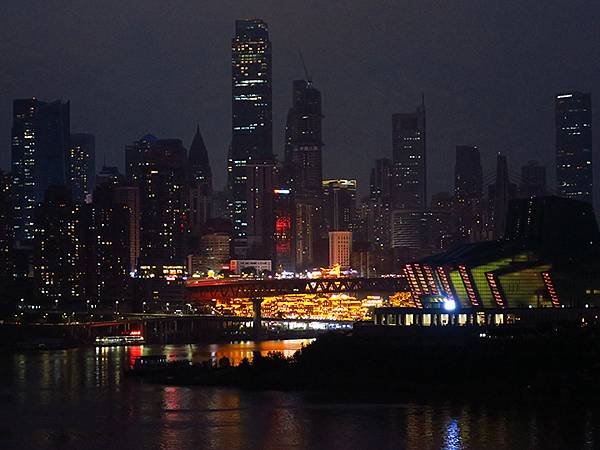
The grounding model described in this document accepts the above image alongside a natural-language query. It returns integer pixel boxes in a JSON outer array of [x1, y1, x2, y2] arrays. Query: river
[[0, 340, 598, 449]]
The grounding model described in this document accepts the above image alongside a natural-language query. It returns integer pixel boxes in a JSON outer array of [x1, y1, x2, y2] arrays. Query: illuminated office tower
[[230, 19, 273, 257], [11, 99, 70, 242], [67, 133, 95, 202], [555, 92, 592, 204], [392, 97, 426, 209]]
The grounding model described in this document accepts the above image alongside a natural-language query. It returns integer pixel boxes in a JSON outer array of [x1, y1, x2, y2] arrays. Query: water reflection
[[0, 343, 599, 449]]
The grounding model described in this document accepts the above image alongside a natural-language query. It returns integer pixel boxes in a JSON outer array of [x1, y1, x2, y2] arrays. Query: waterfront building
[[555, 92, 592, 204], [34, 186, 86, 308], [128, 137, 188, 272], [397, 196, 600, 314], [89, 184, 131, 309]]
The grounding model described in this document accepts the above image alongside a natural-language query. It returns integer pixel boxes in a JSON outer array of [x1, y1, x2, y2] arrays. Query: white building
[[329, 231, 352, 269]]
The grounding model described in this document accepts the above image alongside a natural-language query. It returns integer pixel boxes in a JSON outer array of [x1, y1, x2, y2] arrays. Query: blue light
[[443, 299, 456, 311]]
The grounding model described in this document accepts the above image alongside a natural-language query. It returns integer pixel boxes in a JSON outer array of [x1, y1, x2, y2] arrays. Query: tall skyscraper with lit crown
[[555, 92, 592, 204], [230, 19, 273, 258]]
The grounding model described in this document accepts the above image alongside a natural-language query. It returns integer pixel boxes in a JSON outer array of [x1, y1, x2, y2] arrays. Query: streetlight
[[115, 300, 119, 314]]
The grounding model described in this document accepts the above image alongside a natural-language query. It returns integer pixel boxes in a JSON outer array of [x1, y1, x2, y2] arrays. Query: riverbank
[[129, 324, 600, 402]]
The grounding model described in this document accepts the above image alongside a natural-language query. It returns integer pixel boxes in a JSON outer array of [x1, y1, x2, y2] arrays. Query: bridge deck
[[186, 277, 408, 301]]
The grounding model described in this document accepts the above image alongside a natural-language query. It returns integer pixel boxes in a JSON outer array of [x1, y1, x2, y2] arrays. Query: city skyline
[[1, 2, 599, 199]]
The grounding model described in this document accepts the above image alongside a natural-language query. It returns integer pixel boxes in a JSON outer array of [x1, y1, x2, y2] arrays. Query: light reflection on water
[[0, 341, 599, 450]]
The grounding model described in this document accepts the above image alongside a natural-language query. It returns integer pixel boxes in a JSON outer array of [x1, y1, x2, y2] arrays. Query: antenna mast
[[298, 51, 312, 85]]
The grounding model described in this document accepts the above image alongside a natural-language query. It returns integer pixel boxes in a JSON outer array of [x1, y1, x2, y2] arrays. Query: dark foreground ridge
[[128, 324, 600, 401]]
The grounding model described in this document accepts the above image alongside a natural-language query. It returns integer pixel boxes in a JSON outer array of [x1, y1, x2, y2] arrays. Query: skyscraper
[[392, 97, 426, 209], [11, 99, 70, 242], [454, 145, 483, 241], [68, 133, 95, 202], [284, 79, 323, 195], [284, 78, 324, 270], [131, 138, 188, 270], [230, 19, 273, 257], [188, 126, 213, 240], [34, 186, 86, 307], [555, 92, 593, 204], [520, 160, 547, 198], [454, 146, 483, 202], [322, 179, 357, 232]]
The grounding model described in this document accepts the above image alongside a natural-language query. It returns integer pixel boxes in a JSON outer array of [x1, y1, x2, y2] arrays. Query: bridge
[[185, 277, 408, 302]]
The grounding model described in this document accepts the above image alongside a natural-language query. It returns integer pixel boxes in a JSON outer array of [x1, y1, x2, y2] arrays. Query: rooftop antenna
[[298, 51, 312, 85]]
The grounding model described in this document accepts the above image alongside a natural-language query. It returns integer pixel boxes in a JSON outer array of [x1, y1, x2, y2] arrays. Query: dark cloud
[[1, 0, 599, 197]]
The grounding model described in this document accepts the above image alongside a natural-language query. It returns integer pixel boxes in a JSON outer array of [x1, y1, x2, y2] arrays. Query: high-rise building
[[329, 231, 352, 269], [67, 133, 95, 202], [488, 153, 517, 239], [454, 145, 483, 242], [391, 97, 426, 209], [520, 160, 547, 198], [34, 186, 86, 308], [132, 138, 188, 272], [89, 184, 131, 309], [113, 185, 140, 273], [96, 166, 124, 187], [230, 19, 273, 257], [284, 79, 323, 195], [188, 126, 213, 250], [125, 134, 156, 184], [0, 171, 14, 280], [284, 78, 324, 270], [11, 99, 70, 242], [273, 188, 294, 271], [556, 92, 592, 204], [454, 146, 482, 202], [246, 161, 278, 259], [322, 179, 357, 232]]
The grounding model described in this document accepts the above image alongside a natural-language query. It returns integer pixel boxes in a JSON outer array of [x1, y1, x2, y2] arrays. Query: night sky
[[1, 1, 599, 197]]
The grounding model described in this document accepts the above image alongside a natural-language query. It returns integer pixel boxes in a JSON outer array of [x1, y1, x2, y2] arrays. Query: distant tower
[[555, 92, 592, 204], [284, 75, 324, 269], [230, 19, 273, 257], [454, 146, 483, 241], [11, 98, 70, 242], [520, 161, 547, 198], [68, 133, 95, 202], [322, 179, 357, 232], [392, 96, 426, 209], [188, 125, 213, 234], [492, 154, 511, 239]]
